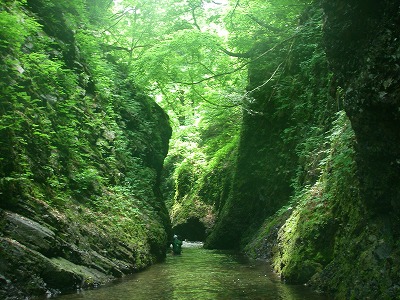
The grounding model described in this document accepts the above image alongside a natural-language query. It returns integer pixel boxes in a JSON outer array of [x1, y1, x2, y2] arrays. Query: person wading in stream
[[172, 234, 182, 255]]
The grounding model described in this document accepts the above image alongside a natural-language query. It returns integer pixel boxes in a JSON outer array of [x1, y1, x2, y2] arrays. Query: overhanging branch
[[246, 14, 284, 34], [219, 48, 252, 58], [174, 34, 298, 85]]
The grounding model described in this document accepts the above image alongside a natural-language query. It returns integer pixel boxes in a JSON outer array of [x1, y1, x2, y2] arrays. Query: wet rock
[[0, 236, 115, 295], [44, 257, 112, 290], [87, 250, 125, 277], [0, 237, 55, 296], [3, 211, 58, 256]]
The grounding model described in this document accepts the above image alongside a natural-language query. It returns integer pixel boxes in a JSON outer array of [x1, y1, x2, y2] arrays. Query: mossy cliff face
[[316, 1, 399, 297], [205, 83, 297, 249], [322, 0, 400, 215], [165, 136, 238, 242], [206, 1, 400, 298], [205, 6, 335, 249], [0, 0, 171, 298], [247, 112, 400, 298]]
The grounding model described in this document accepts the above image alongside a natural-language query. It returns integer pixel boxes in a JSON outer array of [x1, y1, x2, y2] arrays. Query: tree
[[91, 0, 315, 236]]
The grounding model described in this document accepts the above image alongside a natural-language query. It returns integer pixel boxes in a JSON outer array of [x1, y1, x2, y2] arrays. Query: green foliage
[[0, 12, 28, 50], [163, 95, 241, 232], [0, 0, 171, 282], [86, 0, 318, 244], [204, 3, 336, 250], [246, 111, 358, 284], [223, 0, 306, 53]]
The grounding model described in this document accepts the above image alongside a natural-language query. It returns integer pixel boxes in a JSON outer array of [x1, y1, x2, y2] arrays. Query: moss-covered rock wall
[[205, 1, 400, 298], [165, 135, 238, 242], [0, 0, 171, 298], [322, 0, 400, 215], [205, 5, 335, 249], [314, 0, 400, 297]]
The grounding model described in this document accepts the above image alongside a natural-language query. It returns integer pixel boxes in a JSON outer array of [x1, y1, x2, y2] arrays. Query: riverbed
[[54, 242, 328, 299]]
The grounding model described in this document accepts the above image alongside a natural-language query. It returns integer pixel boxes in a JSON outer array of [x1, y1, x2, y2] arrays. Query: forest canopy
[[99, 0, 311, 123], [89, 0, 317, 225]]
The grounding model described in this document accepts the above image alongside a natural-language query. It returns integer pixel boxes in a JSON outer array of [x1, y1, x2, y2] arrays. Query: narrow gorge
[[1, 0, 399, 299]]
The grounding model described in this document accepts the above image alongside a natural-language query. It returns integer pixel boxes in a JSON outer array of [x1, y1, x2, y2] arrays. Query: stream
[[55, 242, 329, 300]]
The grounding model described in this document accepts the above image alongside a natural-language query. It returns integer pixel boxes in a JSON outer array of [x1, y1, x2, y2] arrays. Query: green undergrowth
[[169, 135, 239, 232], [245, 111, 357, 283], [163, 99, 241, 235], [246, 110, 400, 297], [0, 1, 171, 293]]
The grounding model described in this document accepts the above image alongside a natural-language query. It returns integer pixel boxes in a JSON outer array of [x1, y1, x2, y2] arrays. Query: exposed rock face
[[0, 205, 139, 298], [306, 1, 400, 297], [322, 0, 400, 213]]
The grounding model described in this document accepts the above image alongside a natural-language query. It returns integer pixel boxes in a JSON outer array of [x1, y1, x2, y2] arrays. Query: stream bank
[[52, 243, 329, 300]]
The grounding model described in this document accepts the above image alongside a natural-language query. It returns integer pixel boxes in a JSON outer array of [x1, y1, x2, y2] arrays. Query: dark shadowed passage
[[173, 218, 207, 241], [54, 243, 329, 300]]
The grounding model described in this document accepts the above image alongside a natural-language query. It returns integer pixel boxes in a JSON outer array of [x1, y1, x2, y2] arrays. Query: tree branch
[[227, 0, 240, 31], [102, 44, 151, 53], [245, 61, 284, 96], [192, 86, 240, 108], [246, 14, 284, 34], [191, 7, 201, 31], [174, 33, 298, 85], [219, 48, 252, 58]]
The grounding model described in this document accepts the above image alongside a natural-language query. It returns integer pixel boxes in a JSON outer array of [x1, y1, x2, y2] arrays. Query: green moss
[[204, 5, 336, 250], [0, 1, 171, 297], [246, 112, 355, 284], [47, 257, 112, 289], [245, 107, 400, 297], [168, 135, 238, 236]]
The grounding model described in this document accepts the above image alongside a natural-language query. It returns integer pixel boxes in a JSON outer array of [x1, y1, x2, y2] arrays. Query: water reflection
[[55, 242, 328, 300]]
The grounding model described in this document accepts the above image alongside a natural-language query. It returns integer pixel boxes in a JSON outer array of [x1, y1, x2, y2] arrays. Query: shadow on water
[[54, 242, 329, 300]]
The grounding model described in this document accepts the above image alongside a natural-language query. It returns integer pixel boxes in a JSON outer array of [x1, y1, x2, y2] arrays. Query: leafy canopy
[[85, 0, 313, 219], [96, 0, 308, 122]]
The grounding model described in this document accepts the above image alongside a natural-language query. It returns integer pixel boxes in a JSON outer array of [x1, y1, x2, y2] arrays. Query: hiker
[[172, 234, 182, 255]]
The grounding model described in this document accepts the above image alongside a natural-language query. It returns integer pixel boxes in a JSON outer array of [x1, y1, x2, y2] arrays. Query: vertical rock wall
[[0, 1, 171, 298], [206, 1, 400, 297], [322, 0, 400, 214]]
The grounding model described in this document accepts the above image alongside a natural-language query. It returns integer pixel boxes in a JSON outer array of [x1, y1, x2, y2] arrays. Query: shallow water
[[55, 242, 328, 300]]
